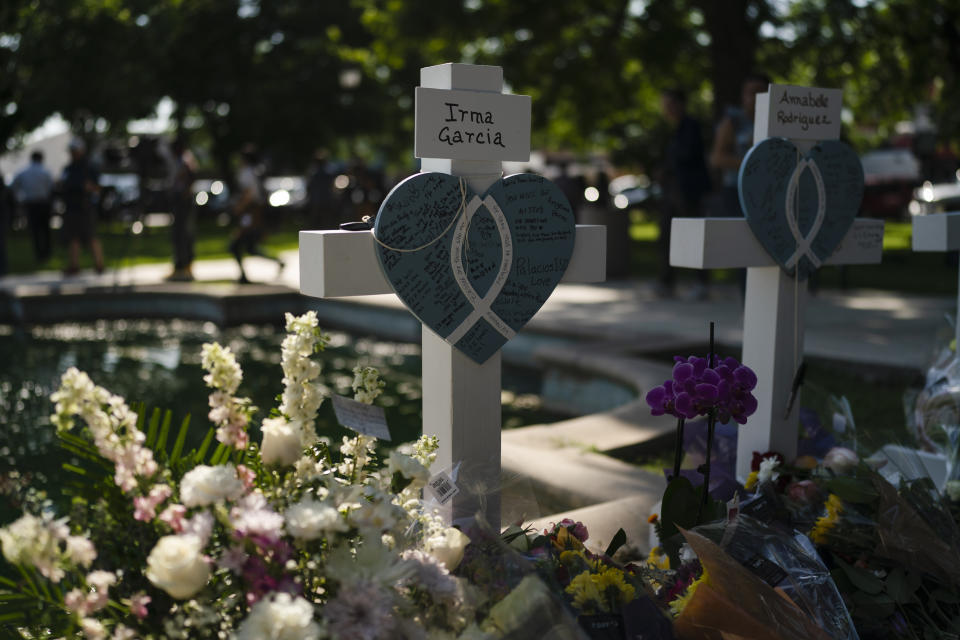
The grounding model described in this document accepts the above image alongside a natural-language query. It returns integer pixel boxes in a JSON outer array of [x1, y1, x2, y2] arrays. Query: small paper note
[[331, 395, 391, 441], [425, 470, 460, 505]]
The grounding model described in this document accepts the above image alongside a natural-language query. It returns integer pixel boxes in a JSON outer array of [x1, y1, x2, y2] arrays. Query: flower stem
[[699, 411, 716, 516], [672, 417, 685, 480]]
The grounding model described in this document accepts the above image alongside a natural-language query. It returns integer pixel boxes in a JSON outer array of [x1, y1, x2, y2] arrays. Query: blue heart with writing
[[373, 172, 575, 364], [738, 137, 864, 280]]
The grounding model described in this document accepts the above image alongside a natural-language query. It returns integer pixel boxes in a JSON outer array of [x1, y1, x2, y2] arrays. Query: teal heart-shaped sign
[[373, 172, 575, 364], [738, 138, 864, 280]]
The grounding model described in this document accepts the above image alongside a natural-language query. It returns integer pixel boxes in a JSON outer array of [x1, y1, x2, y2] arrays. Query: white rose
[[285, 497, 348, 540], [425, 526, 471, 571], [179, 465, 245, 507], [145, 535, 211, 599], [387, 448, 430, 485], [823, 447, 859, 474], [236, 592, 321, 640], [260, 417, 303, 466]]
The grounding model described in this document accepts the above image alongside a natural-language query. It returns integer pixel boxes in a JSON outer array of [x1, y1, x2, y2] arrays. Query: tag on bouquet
[[425, 470, 460, 505], [577, 614, 624, 640], [331, 395, 392, 440], [741, 553, 789, 587]]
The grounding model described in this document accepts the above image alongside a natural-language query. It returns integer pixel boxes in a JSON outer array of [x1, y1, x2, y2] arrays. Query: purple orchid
[[645, 355, 758, 424]]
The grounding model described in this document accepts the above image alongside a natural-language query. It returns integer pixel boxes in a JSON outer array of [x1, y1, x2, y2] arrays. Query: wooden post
[[299, 63, 607, 528]]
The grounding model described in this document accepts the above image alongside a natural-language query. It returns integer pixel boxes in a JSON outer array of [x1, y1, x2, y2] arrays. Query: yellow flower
[[595, 566, 636, 605], [809, 493, 844, 544], [552, 526, 584, 552], [744, 470, 759, 490], [669, 569, 710, 618], [566, 570, 604, 612], [647, 546, 670, 571]]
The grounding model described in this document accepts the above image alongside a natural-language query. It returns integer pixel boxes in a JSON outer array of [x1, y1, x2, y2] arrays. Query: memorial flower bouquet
[[740, 446, 960, 639], [0, 312, 485, 639]]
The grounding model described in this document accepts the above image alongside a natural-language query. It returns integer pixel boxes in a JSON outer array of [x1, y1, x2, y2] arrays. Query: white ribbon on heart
[[784, 157, 827, 269], [445, 194, 516, 344]]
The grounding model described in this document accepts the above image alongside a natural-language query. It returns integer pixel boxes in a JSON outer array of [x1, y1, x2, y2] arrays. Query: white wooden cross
[[299, 63, 606, 528], [913, 212, 960, 350], [670, 84, 884, 480]]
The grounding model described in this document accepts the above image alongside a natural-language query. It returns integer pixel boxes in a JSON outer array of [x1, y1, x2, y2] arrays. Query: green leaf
[[835, 557, 884, 595], [885, 567, 921, 604], [933, 589, 960, 604], [0, 612, 26, 623], [822, 477, 878, 504], [194, 428, 216, 463], [210, 443, 228, 465], [145, 407, 161, 448], [155, 409, 173, 454], [170, 414, 191, 463], [604, 528, 627, 558], [852, 590, 896, 617]]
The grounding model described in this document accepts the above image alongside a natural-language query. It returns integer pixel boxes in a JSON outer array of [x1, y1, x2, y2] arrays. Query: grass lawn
[[627, 210, 957, 295], [4, 216, 303, 275]]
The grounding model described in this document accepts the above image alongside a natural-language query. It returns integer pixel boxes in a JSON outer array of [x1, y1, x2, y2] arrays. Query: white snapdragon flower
[[352, 366, 385, 405], [236, 592, 322, 640], [260, 417, 304, 466], [285, 496, 348, 540], [0, 513, 71, 582], [50, 368, 156, 492], [145, 535, 211, 599], [200, 343, 255, 449], [65, 535, 97, 567], [179, 465, 245, 507], [277, 312, 328, 444], [200, 343, 242, 395]]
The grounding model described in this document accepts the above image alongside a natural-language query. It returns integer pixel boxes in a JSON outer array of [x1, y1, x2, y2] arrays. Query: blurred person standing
[[60, 138, 104, 276], [305, 149, 336, 229], [229, 145, 282, 284], [12, 151, 55, 264], [166, 138, 198, 281], [657, 89, 711, 298], [709, 72, 770, 217]]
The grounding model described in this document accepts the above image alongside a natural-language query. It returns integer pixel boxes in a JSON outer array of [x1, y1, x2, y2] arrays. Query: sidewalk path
[[1, 251, 952, 371]]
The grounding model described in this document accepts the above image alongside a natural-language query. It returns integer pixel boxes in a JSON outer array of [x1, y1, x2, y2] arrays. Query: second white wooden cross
[[671, 84, 884, 480], [299, 63, 606, 528]]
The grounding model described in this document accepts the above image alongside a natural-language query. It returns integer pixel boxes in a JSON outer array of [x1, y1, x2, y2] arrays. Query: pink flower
[[558, 518, 589, 542], [786, 480, 820, 504], [236, 464, 256, 491], [159, 504, 187, 532], [134, 484, 173, 521], [129, 592, 151, 620]]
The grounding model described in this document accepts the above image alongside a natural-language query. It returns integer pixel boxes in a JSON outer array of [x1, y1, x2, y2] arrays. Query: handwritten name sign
[[765, 84, 842, 141], [415, 87, 531, 161]]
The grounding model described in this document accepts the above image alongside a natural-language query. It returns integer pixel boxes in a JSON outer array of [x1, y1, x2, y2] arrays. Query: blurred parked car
[[263, 176, 307, 211], [908, 174, 960, 216], [608, 173, 660, 210], [98, 173, 140, 219], [860, 149, 922, 219]]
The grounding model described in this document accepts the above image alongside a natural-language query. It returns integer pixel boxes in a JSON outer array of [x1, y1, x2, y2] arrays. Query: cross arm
[[913, 212, 960, 252], [300, 225, 606, 298], [669, 217, 884, 269]]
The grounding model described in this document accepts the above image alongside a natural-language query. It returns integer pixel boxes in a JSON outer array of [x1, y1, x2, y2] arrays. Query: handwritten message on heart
[[738, 137, 864, 280], [373, 172, 575, 364]]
